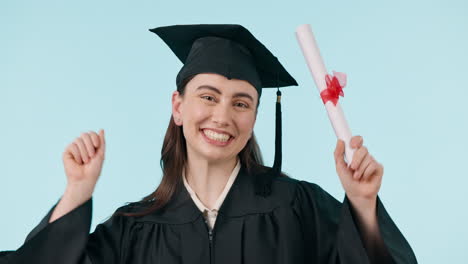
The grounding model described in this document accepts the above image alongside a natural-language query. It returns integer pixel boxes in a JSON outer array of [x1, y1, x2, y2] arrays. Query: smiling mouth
[[201, 129, 233, 143]]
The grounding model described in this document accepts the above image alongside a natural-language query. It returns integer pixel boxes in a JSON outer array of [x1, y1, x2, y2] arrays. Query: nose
[[211, 102, 232, 127]]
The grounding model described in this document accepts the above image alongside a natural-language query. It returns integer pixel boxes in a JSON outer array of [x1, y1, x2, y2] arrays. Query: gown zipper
[[203, 216, 215, 264], [208, 228, 214, 263]]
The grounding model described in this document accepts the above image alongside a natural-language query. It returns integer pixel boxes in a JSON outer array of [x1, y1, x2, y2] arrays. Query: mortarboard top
[[149, 24, 298, 97], [149, 24, 299, 196]]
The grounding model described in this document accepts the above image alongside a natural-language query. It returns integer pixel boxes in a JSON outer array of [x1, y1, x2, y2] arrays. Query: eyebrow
[[196, 85, 255, 102]]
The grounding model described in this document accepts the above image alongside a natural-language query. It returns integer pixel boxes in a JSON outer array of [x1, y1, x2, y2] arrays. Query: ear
[[172, 91, 183, 126]]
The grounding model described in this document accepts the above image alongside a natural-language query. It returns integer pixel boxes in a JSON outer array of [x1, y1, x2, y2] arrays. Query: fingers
[[354, 154, 373, 180], [65, 143, 83, 165], [98, 129, 106, 158], [65, 130, 104, 165], [350, 135, 363, 149], [334, 139, 347, 168], [362, 161, 377, 181], [89, 131, 100, 148], [363, 162, 383, 181], [350, 145, 368, 171], [74, 138, 90, 163], [81, 133, 96, 158]]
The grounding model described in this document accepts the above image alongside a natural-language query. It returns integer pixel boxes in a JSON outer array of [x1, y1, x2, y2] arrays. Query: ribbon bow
[[320, 71, 347, 106]]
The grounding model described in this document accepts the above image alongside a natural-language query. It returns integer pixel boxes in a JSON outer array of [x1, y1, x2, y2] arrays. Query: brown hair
[[116, 76, 265, 217]]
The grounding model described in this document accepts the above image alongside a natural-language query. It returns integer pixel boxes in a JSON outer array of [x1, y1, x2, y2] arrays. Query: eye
[[201, 95, 216, 102], [234, 102, 249, 108]]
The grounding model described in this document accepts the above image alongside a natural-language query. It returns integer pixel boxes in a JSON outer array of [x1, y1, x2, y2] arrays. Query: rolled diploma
[[295, 24, 355, 165]]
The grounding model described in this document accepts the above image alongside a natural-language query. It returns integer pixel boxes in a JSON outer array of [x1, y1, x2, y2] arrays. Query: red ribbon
[[320, 71, 346, 106]]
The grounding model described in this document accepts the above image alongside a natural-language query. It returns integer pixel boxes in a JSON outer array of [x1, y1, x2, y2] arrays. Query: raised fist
[[62, 129, 106, 194]]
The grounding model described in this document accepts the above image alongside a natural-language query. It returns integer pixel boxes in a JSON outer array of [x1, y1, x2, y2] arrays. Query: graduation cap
[[149, 24, 298, 196]]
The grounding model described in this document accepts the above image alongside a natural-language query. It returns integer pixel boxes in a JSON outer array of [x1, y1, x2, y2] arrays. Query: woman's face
[[172, 73, 258, 164]]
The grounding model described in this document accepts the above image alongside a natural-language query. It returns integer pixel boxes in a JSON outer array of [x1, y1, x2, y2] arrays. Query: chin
[[200, 150, 235, 163]]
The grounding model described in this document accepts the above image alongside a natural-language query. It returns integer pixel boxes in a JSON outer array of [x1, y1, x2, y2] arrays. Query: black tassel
[[254, 58, 283, 197], [273, 89, 282, 173], [254, 89, 282, 197]]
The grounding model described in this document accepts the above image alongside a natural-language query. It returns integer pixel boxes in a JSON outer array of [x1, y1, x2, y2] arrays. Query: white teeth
[[203, 129, 231, 142]]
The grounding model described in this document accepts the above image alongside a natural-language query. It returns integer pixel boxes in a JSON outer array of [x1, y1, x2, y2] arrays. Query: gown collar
[[135, 163, 294, 224]]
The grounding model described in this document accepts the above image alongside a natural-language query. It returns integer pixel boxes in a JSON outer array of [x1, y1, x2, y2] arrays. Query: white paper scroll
[[295, 24, 355, 164]]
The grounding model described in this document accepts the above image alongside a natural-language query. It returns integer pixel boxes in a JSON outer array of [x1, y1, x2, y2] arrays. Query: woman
[[1, 24, 417, 264]]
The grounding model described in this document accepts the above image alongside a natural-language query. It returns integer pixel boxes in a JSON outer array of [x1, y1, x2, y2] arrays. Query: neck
[[185, 154, 238, 210]]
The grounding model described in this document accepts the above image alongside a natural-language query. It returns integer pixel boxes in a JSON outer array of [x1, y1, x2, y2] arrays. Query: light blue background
[[1, 0, 467, 262]]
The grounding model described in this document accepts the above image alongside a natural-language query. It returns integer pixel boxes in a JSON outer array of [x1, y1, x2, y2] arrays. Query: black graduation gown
[[1, 166, 417, 264]]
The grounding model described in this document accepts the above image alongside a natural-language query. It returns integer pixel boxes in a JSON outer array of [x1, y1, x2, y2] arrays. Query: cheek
[[236, 113, 256, 136], [184, 101, 210, 123]]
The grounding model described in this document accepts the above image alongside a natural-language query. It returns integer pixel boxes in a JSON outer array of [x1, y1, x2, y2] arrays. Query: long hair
[[116, 76, 265, 217]]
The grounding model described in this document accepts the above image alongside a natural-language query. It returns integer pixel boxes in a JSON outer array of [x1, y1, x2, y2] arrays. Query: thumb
[[334, 139, 347, 168]]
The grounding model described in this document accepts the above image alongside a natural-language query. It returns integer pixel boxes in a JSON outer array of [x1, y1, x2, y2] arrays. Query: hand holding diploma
[[295, 24, 384, 211], [334, 136, 383, 203]]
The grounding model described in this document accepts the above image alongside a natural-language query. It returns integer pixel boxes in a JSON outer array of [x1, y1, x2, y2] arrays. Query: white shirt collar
[[182, 159, 241, 213]]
